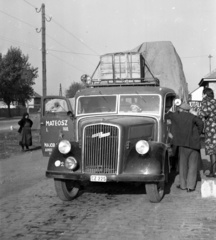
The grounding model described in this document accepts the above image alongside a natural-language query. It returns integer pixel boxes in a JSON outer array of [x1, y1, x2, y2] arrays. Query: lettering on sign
[[45, 148, 52, 152], [63, 127, 69, 131], [45, 120, 68, 127], [44, 143, 55, 147]]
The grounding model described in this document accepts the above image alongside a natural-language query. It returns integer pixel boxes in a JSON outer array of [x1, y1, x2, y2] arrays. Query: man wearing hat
[[165, 102, 204, 192]]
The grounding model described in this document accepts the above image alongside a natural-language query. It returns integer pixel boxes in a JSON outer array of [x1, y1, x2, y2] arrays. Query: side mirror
[[67, 111, 75, 119]]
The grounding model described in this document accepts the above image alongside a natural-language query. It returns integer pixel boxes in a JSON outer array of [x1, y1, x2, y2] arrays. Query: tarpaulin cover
[[131, 41, 188, 101]]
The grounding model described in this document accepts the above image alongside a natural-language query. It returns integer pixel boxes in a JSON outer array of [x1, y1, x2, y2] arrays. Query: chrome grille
[[83, 124, 119, 174]]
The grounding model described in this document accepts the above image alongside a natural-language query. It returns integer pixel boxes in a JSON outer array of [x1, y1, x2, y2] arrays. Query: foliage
[[0, 47, 38, 116], [65, 82, 85, 98]]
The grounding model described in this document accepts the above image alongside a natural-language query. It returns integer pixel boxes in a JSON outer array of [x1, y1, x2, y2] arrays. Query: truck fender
[[123, 142, 167, 175], [47, 142, 81, 172]]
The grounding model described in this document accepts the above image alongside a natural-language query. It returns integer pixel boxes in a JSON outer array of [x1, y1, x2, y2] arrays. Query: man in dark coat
[[165, 102, 204, 192]]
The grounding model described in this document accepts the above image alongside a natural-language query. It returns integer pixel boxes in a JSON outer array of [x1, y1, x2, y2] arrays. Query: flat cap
[[179, 102, 191, 111]]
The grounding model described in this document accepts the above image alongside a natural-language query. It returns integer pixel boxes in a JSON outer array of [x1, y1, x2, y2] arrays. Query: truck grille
[[83, 124, 119, 174]]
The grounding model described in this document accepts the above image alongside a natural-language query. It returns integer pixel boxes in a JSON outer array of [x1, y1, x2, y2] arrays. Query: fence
[[0, 107, 40, 118]]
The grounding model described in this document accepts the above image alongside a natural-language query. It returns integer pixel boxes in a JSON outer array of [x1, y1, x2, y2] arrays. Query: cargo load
[[97, 41, 188, 101]]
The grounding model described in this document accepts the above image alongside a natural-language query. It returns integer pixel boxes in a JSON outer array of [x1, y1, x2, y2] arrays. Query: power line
[[22, 0, 99, 67], [48, 52, 87, 73], [47, 47, 98, 56], [45, 33, 98, 66], [46, 34, 98, 58], [0, 35, 39, 50], [23, 0, 100, 56], [51, 19, 100, 55], [23, 0, 37, 9], [182, 55, 209, 59], [0, 9, 36, 29], [0, 9, 96, 58]]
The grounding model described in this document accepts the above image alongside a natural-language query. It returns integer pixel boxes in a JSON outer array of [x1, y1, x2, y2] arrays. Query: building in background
[[0, 92, 41, 117], [27, 92, 41, 111]]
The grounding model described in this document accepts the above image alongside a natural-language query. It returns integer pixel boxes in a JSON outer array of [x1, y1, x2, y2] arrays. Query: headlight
[[65, 157, 78, 170], [135, 140, 149, 155], [58, 140, 71, 154]]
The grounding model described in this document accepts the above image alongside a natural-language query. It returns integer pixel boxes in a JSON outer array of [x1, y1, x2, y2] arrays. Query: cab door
[[40, 96, 75, 157]]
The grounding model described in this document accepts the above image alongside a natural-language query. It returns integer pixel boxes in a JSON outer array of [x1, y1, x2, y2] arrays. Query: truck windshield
[[119, 94, 160, 114], [77, 96, 117, 114], [77, 94, 160, 115]]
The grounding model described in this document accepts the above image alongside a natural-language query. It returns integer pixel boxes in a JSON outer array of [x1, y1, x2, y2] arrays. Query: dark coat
[[165, 111, 204, 150], [18, 118, 33, 133]]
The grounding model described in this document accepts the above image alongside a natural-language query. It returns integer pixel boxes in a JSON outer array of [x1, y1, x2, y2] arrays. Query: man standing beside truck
[[165, 102, 204, 192]]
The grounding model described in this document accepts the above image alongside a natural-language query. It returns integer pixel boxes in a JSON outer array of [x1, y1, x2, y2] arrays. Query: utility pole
[[208, 54, 213, 74], [59, 84, 62, 96], [36, 4, 51, 97]]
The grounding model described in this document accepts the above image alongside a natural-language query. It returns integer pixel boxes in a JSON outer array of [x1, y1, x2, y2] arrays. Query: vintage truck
[[42, 45, 188, 203]]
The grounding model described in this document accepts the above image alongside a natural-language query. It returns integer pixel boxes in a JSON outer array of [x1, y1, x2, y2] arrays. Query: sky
[[0, 0, 215, 96]]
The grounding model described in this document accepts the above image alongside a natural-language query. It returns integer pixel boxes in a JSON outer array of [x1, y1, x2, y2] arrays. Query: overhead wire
[[22, 0, 100, 55], [0, 35, 39, 50], [23, 0, 37, 9], [22, 0, 99, 69], [48, 52, 86, 73], [46, 34, 98, 67], [47, 48, 98, 56], [1, 3, 96, 74], [51, 19, 100, 55], [182, 55, 210, 59], [0, 9, 36, 29]]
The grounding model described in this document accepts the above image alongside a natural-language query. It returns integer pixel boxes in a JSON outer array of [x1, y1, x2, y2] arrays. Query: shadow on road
[[165, 170, 178, 194], [79, 182, 147, 197], [26, 146, 41, 152]]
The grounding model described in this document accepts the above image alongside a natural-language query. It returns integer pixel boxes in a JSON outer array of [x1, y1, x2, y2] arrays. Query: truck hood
[[78, 115, 157, 141]]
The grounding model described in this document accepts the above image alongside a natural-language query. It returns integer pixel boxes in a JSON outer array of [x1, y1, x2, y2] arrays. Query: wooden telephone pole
[[36, 4, 51, 97], [208, 54, 213, 74], [59, 84, 62, 96]]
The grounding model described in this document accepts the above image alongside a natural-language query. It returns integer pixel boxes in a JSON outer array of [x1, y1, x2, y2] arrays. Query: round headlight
[[135, 140, 149, 155], [65, 157, 77, 170], [58, 140, 71, 154]]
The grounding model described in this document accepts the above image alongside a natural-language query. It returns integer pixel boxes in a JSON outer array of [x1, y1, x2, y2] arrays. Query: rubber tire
[[54, 179, 80, 201], [145, 182, 165, 203]]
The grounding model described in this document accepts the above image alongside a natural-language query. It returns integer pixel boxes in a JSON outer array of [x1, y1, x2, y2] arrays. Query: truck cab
[[44, 76, 177, 203]]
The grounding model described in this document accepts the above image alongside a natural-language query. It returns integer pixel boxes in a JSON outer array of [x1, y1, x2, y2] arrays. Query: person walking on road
[[18, 112, 33, 151], [165, 102, 204, 192], [198, 87, 216, 178]]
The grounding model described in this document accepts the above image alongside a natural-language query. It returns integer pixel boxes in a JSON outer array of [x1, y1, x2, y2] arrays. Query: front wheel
[[145, 182, 165, 203], [54, 179, 80, 201]]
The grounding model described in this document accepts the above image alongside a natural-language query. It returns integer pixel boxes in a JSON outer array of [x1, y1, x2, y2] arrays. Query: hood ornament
[[92, 132, 110, 138]]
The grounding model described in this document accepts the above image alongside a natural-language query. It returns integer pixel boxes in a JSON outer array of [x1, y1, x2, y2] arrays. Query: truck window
[[77, 96, 117, 114], [44, 98, 69, 115], [119, 95, 160, 114]]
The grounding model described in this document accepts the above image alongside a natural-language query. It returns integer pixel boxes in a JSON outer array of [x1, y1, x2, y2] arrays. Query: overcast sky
[[1, 0, 215, 96]]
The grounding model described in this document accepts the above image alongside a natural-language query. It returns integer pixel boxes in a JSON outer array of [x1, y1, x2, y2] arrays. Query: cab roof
[[76, 86, 176, 97]]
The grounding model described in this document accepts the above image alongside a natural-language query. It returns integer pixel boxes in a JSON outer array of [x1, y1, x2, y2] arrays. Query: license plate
[[90, 175, 107, 182]]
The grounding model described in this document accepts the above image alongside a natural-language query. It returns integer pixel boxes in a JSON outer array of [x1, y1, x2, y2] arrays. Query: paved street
[[0, 150, 216, 240]]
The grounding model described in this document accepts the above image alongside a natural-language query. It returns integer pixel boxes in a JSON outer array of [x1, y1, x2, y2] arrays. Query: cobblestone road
[[1, 150, 216, 240]]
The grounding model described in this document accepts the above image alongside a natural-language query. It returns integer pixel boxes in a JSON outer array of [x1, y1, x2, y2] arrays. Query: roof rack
[[89, 78, 160, 87]]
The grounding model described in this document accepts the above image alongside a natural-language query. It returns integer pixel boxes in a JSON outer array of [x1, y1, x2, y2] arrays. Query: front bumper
[[46, 171, 165, 182]]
